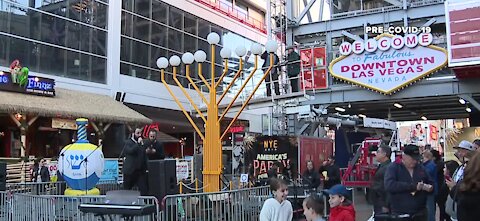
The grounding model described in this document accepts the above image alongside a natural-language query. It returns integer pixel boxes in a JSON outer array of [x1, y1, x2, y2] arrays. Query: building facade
[[0, 0, 269, 158]]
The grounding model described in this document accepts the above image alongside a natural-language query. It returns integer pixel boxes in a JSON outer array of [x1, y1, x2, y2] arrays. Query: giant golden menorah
[[156, 33, 278, 192]]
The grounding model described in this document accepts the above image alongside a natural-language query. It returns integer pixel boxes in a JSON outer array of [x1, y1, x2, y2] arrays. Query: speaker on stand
[[147, 160, 178, 201]]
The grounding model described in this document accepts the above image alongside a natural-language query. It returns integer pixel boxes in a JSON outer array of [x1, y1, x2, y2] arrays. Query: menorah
[[156, 32, 278, 192]]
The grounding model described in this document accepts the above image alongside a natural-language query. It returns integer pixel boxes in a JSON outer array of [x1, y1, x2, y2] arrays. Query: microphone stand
[[78, 144, 102, 195]]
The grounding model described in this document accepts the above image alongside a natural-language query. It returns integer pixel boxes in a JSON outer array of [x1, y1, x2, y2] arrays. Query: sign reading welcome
[[329, 33, 448, 94], [0, 71, 55, 96]]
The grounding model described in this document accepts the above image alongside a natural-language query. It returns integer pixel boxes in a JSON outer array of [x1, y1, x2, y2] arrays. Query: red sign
[[300, 47, 328, 90], [300, 69, 327, 90], [228, 126, 244, 133], [142, 123, 159, 138], [300, 47, 326, 68]]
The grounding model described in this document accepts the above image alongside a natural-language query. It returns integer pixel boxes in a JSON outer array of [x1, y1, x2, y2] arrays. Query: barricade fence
[[9, 193, 159, 221], [6, 181, 126, 195], [2, 181, 271, 221], [162, 185, 271, 221]]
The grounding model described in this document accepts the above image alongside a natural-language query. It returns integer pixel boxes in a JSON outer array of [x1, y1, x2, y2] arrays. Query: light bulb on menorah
[[157, 32, 278, 192]]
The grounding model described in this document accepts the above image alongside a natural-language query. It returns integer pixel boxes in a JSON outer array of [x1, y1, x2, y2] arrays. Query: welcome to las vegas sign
[[329, 33, 448, 95]]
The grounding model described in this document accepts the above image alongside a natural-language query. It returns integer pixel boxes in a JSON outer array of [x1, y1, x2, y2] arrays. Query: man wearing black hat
[[384, 144, 434, 221]]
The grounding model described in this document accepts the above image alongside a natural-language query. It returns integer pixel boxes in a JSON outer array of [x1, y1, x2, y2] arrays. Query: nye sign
[[329, 33, 448, 94]]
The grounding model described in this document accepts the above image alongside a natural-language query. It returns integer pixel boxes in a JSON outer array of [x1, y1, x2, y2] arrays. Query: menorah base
[[65, 187, 100, 196]]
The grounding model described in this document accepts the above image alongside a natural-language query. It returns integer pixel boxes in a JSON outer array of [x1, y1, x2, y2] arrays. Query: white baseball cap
[[454, 140, 474, 151]]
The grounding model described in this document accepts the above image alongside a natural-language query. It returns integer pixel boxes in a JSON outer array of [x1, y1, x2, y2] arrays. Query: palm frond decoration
[[243, 135, 256, 150], [446, 127, 462, 147], [18, 67, 29, 87]]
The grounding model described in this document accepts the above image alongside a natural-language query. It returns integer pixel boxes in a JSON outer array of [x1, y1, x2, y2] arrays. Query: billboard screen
[[445, 0, 480, 67]]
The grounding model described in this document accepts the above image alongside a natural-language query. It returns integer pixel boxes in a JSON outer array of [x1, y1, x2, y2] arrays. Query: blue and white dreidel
[[58, 118, 104, 196]]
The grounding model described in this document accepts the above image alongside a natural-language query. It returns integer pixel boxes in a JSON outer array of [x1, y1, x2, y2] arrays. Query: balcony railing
[[194, 0, 266, 33]]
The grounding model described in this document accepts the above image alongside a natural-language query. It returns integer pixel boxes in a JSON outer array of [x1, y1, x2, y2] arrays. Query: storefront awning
[[0, 88, 151, 124]]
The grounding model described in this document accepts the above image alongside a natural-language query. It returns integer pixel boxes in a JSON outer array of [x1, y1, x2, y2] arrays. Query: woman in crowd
[[439, 160, 459, 221], [303, 194, 326, 221], [260, 178, 293, 221], [457, 152, 480, 221]]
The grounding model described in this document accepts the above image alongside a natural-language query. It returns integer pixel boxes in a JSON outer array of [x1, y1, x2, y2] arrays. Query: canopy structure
[[0, 88, 151, 124]]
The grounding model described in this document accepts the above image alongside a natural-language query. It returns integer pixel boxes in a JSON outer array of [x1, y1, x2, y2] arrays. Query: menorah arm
[[172, 67, 207, 124], [197, 63, 211, 91], [161, 70, 205, 141], [186, 65, 209, 106], [215, 59, 229, 89], [220, 54, 274, 140], [218, 58, 243, 105], [218, 56, 258, 123]]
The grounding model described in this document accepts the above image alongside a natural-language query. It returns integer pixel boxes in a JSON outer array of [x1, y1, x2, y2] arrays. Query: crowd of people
[[259, 138, 480, 221], [369, 139, 480, 221]]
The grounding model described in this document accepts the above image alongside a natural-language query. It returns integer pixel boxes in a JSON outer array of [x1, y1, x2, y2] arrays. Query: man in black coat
[[286, 46, 300, 92], [319, 155, 341, 189], [143, 130, 165, 160], [385, 144, 433, 221], [261, 51, 280, 96], [122, 127, 148, 195], [372, 145, 392, 217]]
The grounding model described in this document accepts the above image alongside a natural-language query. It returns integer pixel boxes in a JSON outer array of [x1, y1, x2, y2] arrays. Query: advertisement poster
[[244, 136, 297, 180], [397, 120, 441, 148], [176, 161, 189, 181], [100, 160, 119, 182], [300, 47, 328, 90]]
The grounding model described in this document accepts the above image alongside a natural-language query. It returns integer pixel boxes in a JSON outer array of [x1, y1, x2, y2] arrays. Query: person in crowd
[[282, 163, 295, 183], [446, 140, 475, 220], [319, 156, 341, 189], [303, 160, 320, 190], [267, 162, 280, 180], [447, 140, 474, 188], [324, 184, 355, 221], [260, 178, 293, 221], [30, 159, 40, 182], [457, 152, 480, 221], [439, 160, 459, 221], [372, 145, 392, 215], [122, 127, 148, 195], [385, 144, 434, 221], [472, 139, 480, 151], [286, 46, 300, 93], [143, 129, 165, 160], [261, 51, 280, 96], [431, 150, 447, 221], [303, 194, 326, 221], [319, 155, 341, 214], [39, 159, 50, 182], [422, 150, 438, 221]]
